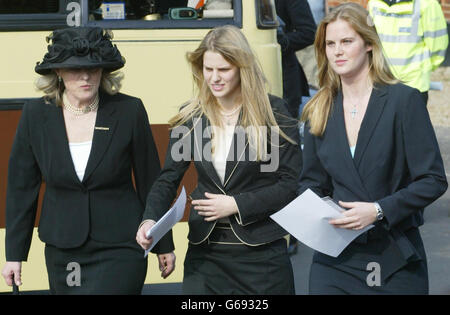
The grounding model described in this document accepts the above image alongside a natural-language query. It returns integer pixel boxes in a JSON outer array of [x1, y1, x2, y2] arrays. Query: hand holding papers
[[144, 187, 187, 257], [270, 189, 374, 257]]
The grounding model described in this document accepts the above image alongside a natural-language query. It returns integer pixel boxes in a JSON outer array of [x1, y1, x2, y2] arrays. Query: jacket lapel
[[43, 99, 81, 185], [193, 113, 251, 192], [332, 90, 369, 200], [223, 122, 249, 188], [353, 85, 388, 169], [82, 93, 117, 182], [192, 115, 226, 193]]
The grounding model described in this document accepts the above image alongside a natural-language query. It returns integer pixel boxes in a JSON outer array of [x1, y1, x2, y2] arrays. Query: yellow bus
[[0, 0, 282, 293]]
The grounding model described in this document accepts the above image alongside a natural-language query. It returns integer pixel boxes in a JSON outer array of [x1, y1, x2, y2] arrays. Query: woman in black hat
[[1, 27, 175, 294]]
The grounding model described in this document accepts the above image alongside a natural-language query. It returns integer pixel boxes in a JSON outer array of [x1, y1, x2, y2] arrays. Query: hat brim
[[35, 55, 124, 75]]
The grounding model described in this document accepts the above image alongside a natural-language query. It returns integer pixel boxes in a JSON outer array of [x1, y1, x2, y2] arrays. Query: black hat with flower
[[35, 27, 125, 75]]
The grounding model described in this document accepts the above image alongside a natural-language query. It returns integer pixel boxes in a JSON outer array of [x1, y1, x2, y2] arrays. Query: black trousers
[[183, 228, 295, 295], [45, 238, 147, 294]]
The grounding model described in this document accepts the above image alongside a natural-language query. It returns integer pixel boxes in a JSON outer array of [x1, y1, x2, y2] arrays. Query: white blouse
[[212, 125, 235, 184], [350, 145, 356, 159], [68, 141, 92, 181], [212, 125, 236, 225]]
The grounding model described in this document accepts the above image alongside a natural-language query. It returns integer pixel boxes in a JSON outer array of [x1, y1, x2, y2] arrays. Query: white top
[[69, 141, 92, 181], [350, 145, 356, 158], [212, 125, 238, 226], [212, 125, 235, 184]]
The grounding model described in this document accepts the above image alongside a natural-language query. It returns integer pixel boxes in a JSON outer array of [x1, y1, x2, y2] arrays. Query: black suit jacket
[[6, 92, 173, 261], [143, 95, 302, 245], [299, 83, 448, 280], [275, 0, 316, 117]]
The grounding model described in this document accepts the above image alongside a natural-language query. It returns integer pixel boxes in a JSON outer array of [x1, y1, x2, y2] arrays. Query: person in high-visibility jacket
[[368, 0, 448, 103]]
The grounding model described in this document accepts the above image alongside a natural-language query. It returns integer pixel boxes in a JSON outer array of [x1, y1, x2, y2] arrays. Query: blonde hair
[[35, 70, 124, 106], [301, 2, 397, 136], [170, 25, 294, 160]]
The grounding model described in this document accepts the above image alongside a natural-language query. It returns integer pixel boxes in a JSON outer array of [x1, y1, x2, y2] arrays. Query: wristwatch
[[374, 202, 384, 221]]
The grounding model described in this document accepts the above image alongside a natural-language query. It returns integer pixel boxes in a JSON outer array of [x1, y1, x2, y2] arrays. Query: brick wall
[[326, 0, 450, 22], [326, 0, 368, 9], [442, 0, 450, 21]]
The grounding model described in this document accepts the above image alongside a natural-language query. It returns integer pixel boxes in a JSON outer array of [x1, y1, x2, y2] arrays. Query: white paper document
[[270, 189, 374, 257], [144, 187, 187, 257]]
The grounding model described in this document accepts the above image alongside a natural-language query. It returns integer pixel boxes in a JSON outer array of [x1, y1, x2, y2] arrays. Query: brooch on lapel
[[94, 126, 109, 131]]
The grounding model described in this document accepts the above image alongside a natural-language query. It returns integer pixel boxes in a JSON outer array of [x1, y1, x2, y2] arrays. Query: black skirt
[[44, 238, 147, 295], [309, 259, 428, 295], [183, 225, 295, 295], [308, 228, 429, 295]]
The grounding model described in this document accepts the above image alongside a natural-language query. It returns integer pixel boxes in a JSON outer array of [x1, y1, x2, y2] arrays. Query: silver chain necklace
[[219, 105, 242, 125]]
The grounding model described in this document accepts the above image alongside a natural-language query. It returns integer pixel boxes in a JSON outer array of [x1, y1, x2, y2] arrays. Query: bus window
[[85, 0, 241, 29], [0, 0, 75, 31], [88, 0, 189, 20], [0, 0, 59, 14], [256, 0, 278, 29]]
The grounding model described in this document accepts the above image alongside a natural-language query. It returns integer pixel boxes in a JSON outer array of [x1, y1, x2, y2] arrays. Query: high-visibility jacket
[[368, 0, 448, 92]]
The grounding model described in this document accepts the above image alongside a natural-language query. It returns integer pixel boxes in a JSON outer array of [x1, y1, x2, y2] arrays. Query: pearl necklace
[[219, 105, 242, 125], [63, 92, 99, 116]]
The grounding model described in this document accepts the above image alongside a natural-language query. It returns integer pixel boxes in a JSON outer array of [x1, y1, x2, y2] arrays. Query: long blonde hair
[[170, 25, 294, 160], [301, 2, 397, 136]]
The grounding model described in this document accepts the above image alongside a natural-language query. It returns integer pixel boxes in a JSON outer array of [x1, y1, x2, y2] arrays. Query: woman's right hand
[[2, 261, 22, 287], [136, 220, 156, 250]]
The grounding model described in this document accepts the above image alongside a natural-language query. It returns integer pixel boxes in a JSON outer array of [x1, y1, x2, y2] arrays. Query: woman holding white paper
[[136, 25, 302, 294], [299, 3, 447, 294]]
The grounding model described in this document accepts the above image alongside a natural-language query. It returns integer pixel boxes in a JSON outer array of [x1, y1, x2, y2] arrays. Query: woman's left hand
[[157, 252, 176, 279], [329, 201, 377, 230], [192, 192, 238, 222]]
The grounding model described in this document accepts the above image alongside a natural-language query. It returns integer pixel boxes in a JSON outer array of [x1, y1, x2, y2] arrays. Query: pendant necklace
[[348, 84, 373, 119]]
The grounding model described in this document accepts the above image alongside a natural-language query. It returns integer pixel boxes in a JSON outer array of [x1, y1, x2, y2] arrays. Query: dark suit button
[[81, 187, 88, 194]]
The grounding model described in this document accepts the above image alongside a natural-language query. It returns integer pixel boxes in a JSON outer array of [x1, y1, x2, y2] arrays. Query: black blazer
[[5, 92, 173, 261], [299, 83, 448, 280], [275, 0, 316, 117], [143, 95, 302, 245]]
